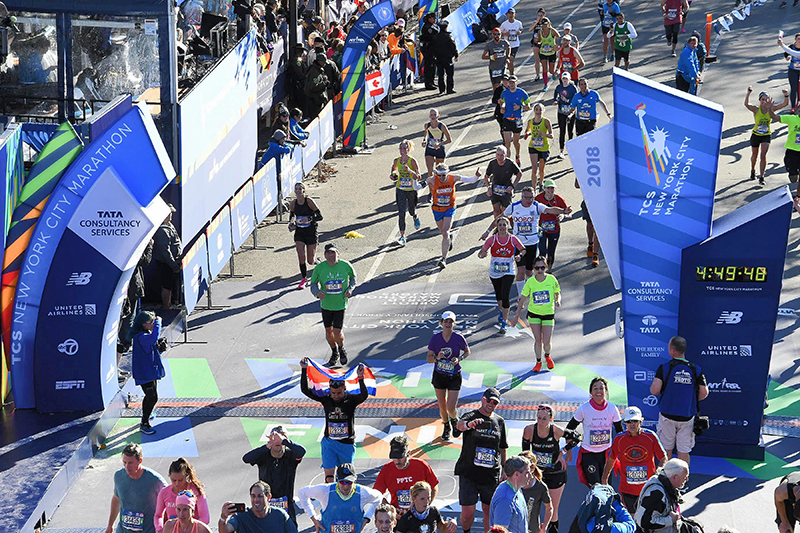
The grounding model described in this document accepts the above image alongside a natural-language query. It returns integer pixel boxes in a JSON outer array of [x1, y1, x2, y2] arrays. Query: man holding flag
[[301, 358, 370, 483]]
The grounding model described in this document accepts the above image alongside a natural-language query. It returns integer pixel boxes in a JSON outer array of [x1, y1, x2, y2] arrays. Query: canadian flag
[[366, 70, 383, 97]]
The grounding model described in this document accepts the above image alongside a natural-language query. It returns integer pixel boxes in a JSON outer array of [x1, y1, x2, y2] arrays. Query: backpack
[[472, 23, 488, 43], [575, 484, 619, 533]]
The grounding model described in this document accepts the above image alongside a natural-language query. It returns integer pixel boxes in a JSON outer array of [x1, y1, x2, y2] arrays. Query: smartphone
[[230, 503, 246, 513], [478, 420, 492, 430]]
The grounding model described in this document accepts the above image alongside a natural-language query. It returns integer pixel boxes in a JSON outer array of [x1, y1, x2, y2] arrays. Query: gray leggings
[[396, 188, 418, 232]]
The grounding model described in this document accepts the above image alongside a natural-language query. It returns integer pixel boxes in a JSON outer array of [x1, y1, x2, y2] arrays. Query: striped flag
[[306, 359, 377, 397]]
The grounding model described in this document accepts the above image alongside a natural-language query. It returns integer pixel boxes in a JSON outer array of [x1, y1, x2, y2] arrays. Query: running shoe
[[545, 355, 555, 369], [140, 423, 156, 435], [587, 245, 594, 258], [326, 349, 339, 367], [298, 277, 307, 290], [449, 236, 454, 251], [442, 421, 451, 440], [681, 27, 686, 33], [338, 346, 348, 365], [533, 361, 543, 373], [451, 417, 462, 438], [534, 75, 541, 81], [499, 321, 507, 334], [398, 236, 406, 246], [671, 51, 677, 57], [516, 157, 521, 167], [759, 176, 765, 186], [414, 216, 421, 230], [604, 56, 609, 63], [750, 170, 756, 181], [497, 309, 504, 325], [542, 84, 548, 92], [592, 254, 599, 268], [438, 259, 447, 270]]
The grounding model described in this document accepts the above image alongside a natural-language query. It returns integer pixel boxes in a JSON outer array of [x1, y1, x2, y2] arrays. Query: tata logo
[[66, 272, 92, 286], [97, 210, 124, 217], [639, 315, 659, 334], [634, 103, 670, 185], [57, 338, 79, 356], [716, 311, 743, 324], [642, 395, 659, 407], [55, 380, 85, 390]]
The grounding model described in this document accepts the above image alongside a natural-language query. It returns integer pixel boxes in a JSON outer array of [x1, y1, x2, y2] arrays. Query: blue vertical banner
[[319, 102, 335, 156], [181, 233, 209, 315], [303, 118, 320, 175], [678, 188, 792, 457], [280, 146, 304, 198], [205, 205, 232, 280], [253, 162, 278, 223], [614, 68, 723, 421], [230, 180, 255, 250]]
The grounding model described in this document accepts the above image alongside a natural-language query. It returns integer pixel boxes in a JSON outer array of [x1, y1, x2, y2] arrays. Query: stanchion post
[[705, 13, 712, 57]]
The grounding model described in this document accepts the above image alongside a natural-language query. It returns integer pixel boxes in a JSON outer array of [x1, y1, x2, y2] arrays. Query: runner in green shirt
[[608, 12, 637, 71], [310, 243, 357, 367], [511, 255, 561, 373]]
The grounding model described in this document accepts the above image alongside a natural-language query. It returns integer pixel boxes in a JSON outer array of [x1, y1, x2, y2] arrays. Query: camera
[[693, 415, 710, 435]]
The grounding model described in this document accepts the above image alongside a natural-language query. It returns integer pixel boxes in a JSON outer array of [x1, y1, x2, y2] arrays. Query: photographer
[[649, 336, 709, 464]]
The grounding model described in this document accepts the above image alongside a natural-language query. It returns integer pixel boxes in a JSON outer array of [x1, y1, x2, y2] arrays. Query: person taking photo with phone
[[219, 481, 297, 533]]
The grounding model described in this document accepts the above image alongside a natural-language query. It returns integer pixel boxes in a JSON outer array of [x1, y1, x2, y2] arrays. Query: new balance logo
[[716, 311, 743, 324], [67, 272, 92, 286]]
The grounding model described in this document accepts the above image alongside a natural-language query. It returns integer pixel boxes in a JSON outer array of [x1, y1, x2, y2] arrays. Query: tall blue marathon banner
[[181, 233, 209, 315], [614, 69, 723, 421], [678, 188, 791, 456], [11, 103, 173, 411], [253, 159, 278, 223], [179, 29, 258, 247]]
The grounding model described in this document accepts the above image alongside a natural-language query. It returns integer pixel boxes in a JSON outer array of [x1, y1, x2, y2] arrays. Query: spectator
[[264, 0, 280, 40], [332, 40, 345, 70], [288, 44, 307, 113], [305, 53, 331, 118], [675, 36, 701, 94], [259, 130, 292, 173], [152, 205, 181, 309], [242, 426, 306, 525], [321, 51, 342, 102], [289, 108, 309, 143], [634, 459, 689, 533], [105, 443, 167, 533], [116, 239, 153, 375], [420, 12, 439, 90], [129, 311, 164, 435], [155, 458, 210, 531], [355, 0, 368, 18], [219, 481, 297, 533], [297, 463, 383, 533], [376, 31, 390, 61], [649, 335, 708, 464], [374, 434, 440, 516], [433, 20, 458, 94], [477, 0, 500, 32], [270, 105, 292, 140]]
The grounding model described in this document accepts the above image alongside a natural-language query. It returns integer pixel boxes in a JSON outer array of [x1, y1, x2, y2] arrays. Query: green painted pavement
[[170, 358, 221, 398], [765, 380, 800, 417]]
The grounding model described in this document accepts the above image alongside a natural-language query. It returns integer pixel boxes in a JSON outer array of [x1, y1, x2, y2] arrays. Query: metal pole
[[56, 13, 74, 122], [158, 12, 179, 168]]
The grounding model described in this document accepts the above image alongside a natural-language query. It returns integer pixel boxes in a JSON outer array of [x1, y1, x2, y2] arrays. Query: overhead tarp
[[4, 0, 173, 15]]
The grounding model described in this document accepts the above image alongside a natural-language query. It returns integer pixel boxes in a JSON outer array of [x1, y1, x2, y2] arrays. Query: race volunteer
[[374, 435, 440, 516], [500, 8, 523, 75], [512, 256, 563, 372], [309, 242, 357, 367], [570, 78, 612, 136], [484, 145, 523, 218], [661, 0, 688, 57], [478, 216, 526, 335], [454, 387, 509, 533], [565, 377, 623, 487], [300, 359, 368, 483], [601, 406, 666, 513], [535, 180, 569, 272], [483, 28, 511, 90], [499, 75, 532, 166], [552, 74, 578, 158], [106, 443, 167, 533], [775, 471, 800, 533], [427, 310, 471, 440]]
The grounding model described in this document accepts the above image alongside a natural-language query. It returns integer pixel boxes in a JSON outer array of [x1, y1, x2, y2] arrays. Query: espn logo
[[55, 380, 85, 390]]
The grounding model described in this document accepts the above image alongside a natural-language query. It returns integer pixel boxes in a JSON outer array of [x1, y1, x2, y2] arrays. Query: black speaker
[[440, 5, 450, 18]]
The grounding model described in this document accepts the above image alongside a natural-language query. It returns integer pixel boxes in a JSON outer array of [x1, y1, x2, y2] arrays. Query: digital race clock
[[695, 266, 767, 283]]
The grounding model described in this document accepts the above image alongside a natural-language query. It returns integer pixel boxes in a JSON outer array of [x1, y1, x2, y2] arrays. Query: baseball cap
[[324, 243, 338, 252], [561, 71, 570, 79], [492, 27, 501, 34], [564, 22, 572, 30], [435, 164, 449, 174], [315, 52, 327, 62], [543, 179, 556, 188], [442, 310, 456, 321], [507, 7, 516, 13], [440, 20, 449, 27], [272, 129, 287, 141], [336, 463, 357, 481], [483, 387, 501, 401], [623, 406, 644, 422], [175, 491, 196, 509], [389, 440, 409, 458], [508, 74, 518, 82], [397, 19, 406, 27]]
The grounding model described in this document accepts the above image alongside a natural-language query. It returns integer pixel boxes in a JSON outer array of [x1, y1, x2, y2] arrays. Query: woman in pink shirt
[[155, 458, 210, 531]]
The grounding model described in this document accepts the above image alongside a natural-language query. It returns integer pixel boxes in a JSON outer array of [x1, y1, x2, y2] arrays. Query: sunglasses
[[533, 266, 546, 270], [338, 479, 354, 485], [178, 490, 195, 498], [485, 398, 499, 405], [537, 405, 553, 414]]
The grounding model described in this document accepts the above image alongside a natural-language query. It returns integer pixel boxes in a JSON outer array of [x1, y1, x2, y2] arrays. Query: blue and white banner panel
[[179, 29, 258, 247], [256, 37, 287, 116], [181, 233, 210, 315], [205, 205, 232, 281], [253, 162, 278, 224], [613, 68, 723, 421], [444, 0, 522, 52], [679, 188, 792, 450], [280, 145, 304, 198], [319, 102, 335, 156], [230, 180, 255, 250], [303, 118, 320, 176], [566, 123, 620, 290], [12, 103, 173, 411]]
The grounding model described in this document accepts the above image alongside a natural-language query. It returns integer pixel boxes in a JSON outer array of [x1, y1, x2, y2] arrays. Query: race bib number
[[329, 422, 349, 439], [562, 61, 572, 71], [325, 280, 344, 294], [399, 177, 413, 189], [541, 45, 553, 55], [270, 496, 289, 509], [532, 137, 544, 148], [578, 109, 591, 120], [493, 185, 508, 195], [604, 15, 614, 26], [436, 194, 451, 207], [559, 104, 572, 115], [625, 465, 648, 485], [296, 215, 311, 228], [795, 132, 800, 145], [436, 358, 457, 375], [667, 8, 677, 19], [533, 450, 553, 468], [756, 124, 769, 135], [492, 260, 512, 274], [474, 446, 497, 468], [121, 510, 145, 532], [397, 489, 412, 509], [589, 429, 611, 446], [508, 31, 518, 42], [491, 68, 504, 78], [532, 291, 550, 305], [541, 220, 556, 232], [615, 36, 627, 47], [331, 520, 356, 533], [516, 222, 533, 235]]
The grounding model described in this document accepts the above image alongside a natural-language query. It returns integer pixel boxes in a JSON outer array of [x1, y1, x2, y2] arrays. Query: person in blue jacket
[[289, 108, 310, 142], [676, 36, 701, 95], [129, 311, 164, 435], [259, 129, 293, 174]]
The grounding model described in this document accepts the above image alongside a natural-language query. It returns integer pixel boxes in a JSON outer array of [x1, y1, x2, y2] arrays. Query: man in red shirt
[[601, 406, 667, 513], [373, 435, 439, 516]]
